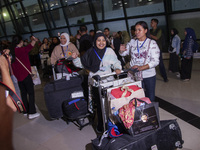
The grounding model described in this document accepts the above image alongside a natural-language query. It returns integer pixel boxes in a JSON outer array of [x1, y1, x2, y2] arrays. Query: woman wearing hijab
[[180, 28, 196, 81], [72, 32, 122, 133], [168, 28, 181, 75], [50, 33, 79, 65]]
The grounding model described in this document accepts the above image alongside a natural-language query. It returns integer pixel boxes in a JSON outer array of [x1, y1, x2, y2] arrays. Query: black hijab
[[81, 32, 107, 73]]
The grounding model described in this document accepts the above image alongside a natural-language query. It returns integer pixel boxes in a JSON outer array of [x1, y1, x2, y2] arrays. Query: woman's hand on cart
[[71, 52, 78, 59], [115, 69, 121, 75]]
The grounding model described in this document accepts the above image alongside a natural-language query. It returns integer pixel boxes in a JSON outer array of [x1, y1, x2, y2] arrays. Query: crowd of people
[[0, 19, 198, 135]]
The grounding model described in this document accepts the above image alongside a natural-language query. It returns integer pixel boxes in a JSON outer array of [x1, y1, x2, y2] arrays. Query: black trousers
[[92, 86, 103, 131], [159, 52, 168, 80], [169, 52, 179, 73], [18, 75, 36, 114], [181, 57, 193, 80]]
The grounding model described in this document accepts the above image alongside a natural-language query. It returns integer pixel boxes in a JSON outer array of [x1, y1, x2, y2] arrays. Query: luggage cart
[[89, 71, 142, 131]]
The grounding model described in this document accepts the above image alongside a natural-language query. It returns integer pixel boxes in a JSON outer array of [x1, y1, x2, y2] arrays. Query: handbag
[[31, 66, 41, 85], [109, 86, 145, 115], [118, 98, 160, 136], [134, 40, 151, 81], [55, 58, 81, 74], [16, 57, 41, 85], [55, 46, 81, 74], [169, 45, 174, 52]]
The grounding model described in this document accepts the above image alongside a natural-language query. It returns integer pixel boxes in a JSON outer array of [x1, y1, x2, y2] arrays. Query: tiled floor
[[12, 59, 200, 150]]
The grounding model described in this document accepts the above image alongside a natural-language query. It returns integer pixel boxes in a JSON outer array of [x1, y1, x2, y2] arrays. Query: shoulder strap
[[0, 81, 26, 113], [61, 46, 66, 57], [16, 57, 32, 75]]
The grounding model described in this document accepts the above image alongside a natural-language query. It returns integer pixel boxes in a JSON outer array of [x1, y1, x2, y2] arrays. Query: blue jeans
[[142, 75, 156, 102]]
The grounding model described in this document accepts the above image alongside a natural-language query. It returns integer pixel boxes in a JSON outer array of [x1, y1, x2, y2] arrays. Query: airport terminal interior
[[12, 58, 200, 150], [0, 0, 200, 150]]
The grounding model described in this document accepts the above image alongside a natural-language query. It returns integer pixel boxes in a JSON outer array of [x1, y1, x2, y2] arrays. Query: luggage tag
[[65, 74, 70, 80], [71, 91, 84, 98]]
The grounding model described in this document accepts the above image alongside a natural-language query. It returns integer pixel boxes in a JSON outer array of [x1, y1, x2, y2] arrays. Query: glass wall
[[92, 0, 103, 21], [104, 0, 125, 20], [5, 22, 15, 35], [50, 9, 65, 28], [98, 20, 127, 33], [0, 26, 4, 37], [125, 0, 164, 17], [22, 0, 41, 16], [64, 1, 92, 25], [169, 12, 200, 40], [172, 0, 200, 11], [2, 7, 11, 22]]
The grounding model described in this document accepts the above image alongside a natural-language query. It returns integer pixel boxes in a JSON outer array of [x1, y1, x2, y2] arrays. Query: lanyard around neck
[[93, 48, 106, 61], [61, 46, 68, 57], [137, 38, 147, 54]]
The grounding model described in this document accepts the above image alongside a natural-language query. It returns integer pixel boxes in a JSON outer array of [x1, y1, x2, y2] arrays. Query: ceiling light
[[3, 13, 7, 17]]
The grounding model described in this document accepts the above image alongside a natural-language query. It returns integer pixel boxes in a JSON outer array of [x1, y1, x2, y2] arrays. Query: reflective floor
[[12, 58, 200, 150]]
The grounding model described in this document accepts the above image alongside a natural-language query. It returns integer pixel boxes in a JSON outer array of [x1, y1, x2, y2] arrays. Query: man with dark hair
[[79, 25, 93, 56], [150, 18, 168, 82], [89, 29, 95, 42], [104, 27, 113, 47]]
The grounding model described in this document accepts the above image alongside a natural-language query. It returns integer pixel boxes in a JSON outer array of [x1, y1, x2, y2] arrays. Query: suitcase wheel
[[175, 141, 183, 148], [169, 123, 177, 130]]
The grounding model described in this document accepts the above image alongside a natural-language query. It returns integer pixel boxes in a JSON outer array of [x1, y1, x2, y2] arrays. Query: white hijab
[[60, 33, 70, 47]]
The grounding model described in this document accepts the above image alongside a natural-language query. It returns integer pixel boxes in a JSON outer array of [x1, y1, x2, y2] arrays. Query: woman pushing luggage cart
[[72, 32, 122, 133]]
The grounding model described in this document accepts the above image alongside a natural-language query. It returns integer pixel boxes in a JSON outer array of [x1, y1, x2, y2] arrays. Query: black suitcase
[[92, 119, 184, 150], [44, 75, 84, 119]]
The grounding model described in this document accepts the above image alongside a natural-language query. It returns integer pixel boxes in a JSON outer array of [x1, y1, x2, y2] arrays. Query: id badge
[[137, 58, 143, 64], [100, 66, 106, 72]]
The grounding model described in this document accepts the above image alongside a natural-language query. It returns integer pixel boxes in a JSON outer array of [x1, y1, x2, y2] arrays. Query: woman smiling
[[51, 33, 79, 65], [72, 32, 122, 133], [120, 21, 160, 102]]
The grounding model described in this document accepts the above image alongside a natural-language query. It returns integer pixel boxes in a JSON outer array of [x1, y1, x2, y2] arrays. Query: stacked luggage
[[89, 71, 184, 150], [92, 119, 184, 150], [44, 59, 90, 130], [43, 63, 184, 148]]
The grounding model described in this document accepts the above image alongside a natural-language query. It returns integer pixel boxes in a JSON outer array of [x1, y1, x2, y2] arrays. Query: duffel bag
[[62, 97, 88, 119]]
